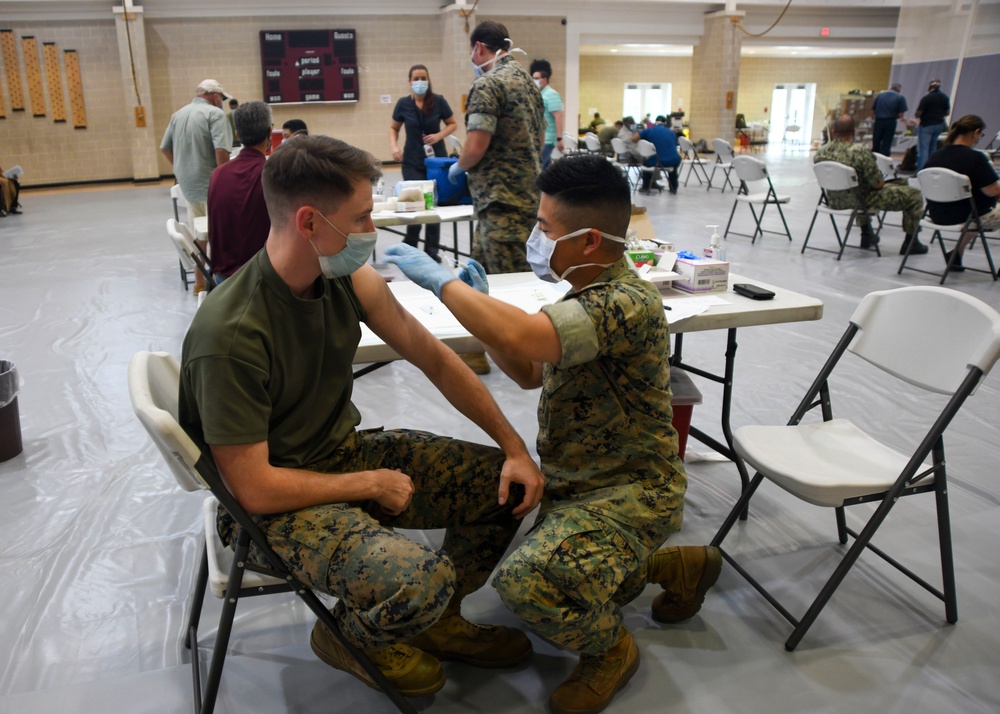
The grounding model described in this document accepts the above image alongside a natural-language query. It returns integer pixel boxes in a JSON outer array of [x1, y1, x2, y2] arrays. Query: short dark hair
[[470, 20, 512, 52], [282, 119, 308, 135], [233, 101, 272, 147], [536, 154, 632, 238], [833, 114, 856, 137], [262, 135, 381, 228], [529, 59, 552, 79], [228, 98, 238, 109]]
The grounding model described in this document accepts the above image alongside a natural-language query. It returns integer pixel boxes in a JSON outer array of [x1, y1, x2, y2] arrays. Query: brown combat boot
[[405, 610, 532, 667], [648, 545, 722, 624], [310, 620, 445, 697], [548, 628, 640, 714]]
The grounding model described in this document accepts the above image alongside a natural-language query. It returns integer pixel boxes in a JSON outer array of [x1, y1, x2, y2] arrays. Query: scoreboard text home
[[259, 29, 359, 104]]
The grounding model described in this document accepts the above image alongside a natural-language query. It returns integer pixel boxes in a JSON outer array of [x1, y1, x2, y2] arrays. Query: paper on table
[[662, 293, 730, 322], [490, 282, 569, 313]]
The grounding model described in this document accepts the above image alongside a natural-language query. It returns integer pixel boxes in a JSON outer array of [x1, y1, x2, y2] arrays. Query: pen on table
[[664, 304, 672, 310]]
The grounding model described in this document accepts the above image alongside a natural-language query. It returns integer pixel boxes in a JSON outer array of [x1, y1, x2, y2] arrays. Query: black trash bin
[[0, 360, 22, 462]]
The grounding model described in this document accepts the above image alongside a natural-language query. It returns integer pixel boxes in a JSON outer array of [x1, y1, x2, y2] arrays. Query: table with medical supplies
[[353, 271, 824, 504], [372, 205, 477, 263]]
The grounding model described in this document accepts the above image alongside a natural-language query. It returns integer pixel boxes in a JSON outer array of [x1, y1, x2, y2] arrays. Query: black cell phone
[[733, 283, 776, 300]]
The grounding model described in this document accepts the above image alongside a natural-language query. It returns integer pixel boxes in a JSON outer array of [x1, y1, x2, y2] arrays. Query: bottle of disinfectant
[[703, 224, 725, 261]]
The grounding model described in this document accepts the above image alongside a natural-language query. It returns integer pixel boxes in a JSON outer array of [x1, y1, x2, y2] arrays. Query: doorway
[[623, 83, 672, 125], [769, 83, 816, 146]]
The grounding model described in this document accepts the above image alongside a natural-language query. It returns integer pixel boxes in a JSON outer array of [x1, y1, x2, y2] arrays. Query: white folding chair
[[712, 286, 1000, 651], [171, 183, 189, 223], [562, 133, 581, 154], [636, 139, 663, 194], [167, 219, 215, 292], [611, 137, 641, 191], [801, 161, 884, 259], [873, 153, 903, 228], [446, 135, 462, 157], [708, 138, 736, 193], [678, 135, 711, 187], [899, 168, 998, 284], [583, 132, 602, 154], [127, 351, 415, 714], [723, 156, 793, 243]]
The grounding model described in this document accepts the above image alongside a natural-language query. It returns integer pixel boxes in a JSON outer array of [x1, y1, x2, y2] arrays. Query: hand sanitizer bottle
[[704, 225, 725, 261]]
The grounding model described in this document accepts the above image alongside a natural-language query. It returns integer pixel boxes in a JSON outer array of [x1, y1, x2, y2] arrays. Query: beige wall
[[579, 55, 693, 130], [738, 56, 892, 143]]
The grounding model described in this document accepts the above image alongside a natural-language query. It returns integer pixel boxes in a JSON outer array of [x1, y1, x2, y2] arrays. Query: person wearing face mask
[[179, 135, 546, 699], [160, 78, 234, 294], [388, 64, 458, 262], [448, 21, 544, 374], [207, 101, 273, 283], [529, 59, 564, 168], [384, 153, 719, 714]]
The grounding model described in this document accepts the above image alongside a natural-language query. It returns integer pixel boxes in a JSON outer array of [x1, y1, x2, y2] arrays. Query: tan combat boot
[[310, 620, 445, 697], [548, 628, 640, 714], [405, 606, 532, 667], [648, 545, 723, 624]]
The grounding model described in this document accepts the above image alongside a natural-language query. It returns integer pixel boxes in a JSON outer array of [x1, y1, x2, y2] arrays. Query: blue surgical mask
[[311, 212, 378, 279], [526, 225, 625, 283], [411, 80, 428, 96]]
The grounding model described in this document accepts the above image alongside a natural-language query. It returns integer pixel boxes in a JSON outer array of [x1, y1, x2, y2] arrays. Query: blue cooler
[[425, 157, 473, 206]]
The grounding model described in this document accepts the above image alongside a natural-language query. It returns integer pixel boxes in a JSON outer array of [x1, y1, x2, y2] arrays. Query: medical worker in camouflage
[[814, 114, 928, 255], [448, 20, 544, 274], [178, 135, 546, 698], [385, 154, 722, 714]]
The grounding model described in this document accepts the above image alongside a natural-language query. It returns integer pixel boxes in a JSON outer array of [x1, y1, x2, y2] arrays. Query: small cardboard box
[[673, 256, 730, 293]]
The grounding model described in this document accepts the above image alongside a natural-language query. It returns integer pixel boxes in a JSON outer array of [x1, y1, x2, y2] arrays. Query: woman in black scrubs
[[388, 64, 458, 261]]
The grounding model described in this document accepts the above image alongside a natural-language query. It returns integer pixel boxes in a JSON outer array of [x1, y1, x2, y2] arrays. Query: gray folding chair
[[802, 161, 884, 259], [678, 135, 711, 187], [128, 351, 416, 714], [712, 286, 1000, 651], [900, 167, 998, 284], [708, 138, 736, 193], [723, 156, 793, 243]]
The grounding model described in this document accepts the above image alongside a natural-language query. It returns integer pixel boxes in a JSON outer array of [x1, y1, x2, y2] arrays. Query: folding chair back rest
[[584, 133, 602, 152], [128, 351, 206, 491], [678, 136, 695, 155], [873, 152, 895, 179], [814, 161, 859, 192], [171, 184, 189, 222], [446, 135, 462, 156], [917, 168, 973, 203], [712, 138, 735, 163], [731, 155, 768, 182], [637, 139, 657, 160], [848, 286, 1000, 395], [611, 137, 629, 156]]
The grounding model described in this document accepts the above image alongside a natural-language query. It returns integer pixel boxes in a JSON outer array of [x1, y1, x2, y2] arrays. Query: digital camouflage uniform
[[465, 54, 545, 274], [814, 139, 923, 235], [493, 258, 687, 655], [180, 250, 524, 650]]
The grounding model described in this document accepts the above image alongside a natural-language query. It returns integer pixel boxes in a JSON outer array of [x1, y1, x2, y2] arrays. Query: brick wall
[[579, 55, 693, 130]]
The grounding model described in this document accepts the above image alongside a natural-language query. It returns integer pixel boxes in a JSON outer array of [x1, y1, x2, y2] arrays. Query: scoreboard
[[259, 29, 359, 104]]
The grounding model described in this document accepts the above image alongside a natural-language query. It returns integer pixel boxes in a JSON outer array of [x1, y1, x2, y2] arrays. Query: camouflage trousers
[[218, 428, 523, 649], [493, 507, 671, 655], [855, 181, 923, 235], [472, 202, 535, 274]]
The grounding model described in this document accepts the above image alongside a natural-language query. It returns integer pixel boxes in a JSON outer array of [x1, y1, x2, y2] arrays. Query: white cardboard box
[[673, 256, 730, 293]]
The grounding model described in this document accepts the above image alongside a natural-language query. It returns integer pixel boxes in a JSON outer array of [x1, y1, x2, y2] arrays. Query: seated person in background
[[617, 116, 642, 161], [598, 120, 621, 154], [588, 111, 606, 132], [207, 100, 273, 282], [814, 114, 928, 255], [384, 153, 720, 714], [0, 163, 22, 216], [923, 114, 1000, 271], [634, 115, 681, 193], [180, 135, 545, 698], [281, 118, 308, 140]]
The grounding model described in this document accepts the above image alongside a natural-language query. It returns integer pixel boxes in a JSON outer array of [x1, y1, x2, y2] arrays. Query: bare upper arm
[[210, 440, 270, 510], [982, 180, 1000, 198]]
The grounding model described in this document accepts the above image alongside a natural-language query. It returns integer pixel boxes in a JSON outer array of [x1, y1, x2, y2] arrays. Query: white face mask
[[533, 78, 542, 89], [471, 44, 502, 78], [525, 225, 625, 283], [311, 211, 377, 279]]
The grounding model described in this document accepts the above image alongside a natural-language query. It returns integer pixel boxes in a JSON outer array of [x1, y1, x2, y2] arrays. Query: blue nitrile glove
[[384, 244, 457, 299], [448, 161, 467, 185], [458, 259, 489, 295]]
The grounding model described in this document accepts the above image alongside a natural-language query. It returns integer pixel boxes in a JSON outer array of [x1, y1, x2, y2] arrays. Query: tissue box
[[673, 256, 730, 293]]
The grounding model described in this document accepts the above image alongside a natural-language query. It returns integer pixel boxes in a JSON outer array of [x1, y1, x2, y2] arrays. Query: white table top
[[372, 204, 475, 227], [354, 271, 823, 364]]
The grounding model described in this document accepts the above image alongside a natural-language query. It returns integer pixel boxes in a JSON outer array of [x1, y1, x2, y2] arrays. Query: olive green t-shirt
[[178, 249, 366, 468]]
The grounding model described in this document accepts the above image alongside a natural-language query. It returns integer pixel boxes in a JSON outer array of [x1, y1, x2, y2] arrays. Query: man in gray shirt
[[161, 78, 233, 292]]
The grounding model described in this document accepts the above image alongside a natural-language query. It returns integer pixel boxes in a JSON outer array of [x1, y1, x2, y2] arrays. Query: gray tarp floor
[[1, 147, 998, 713]]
